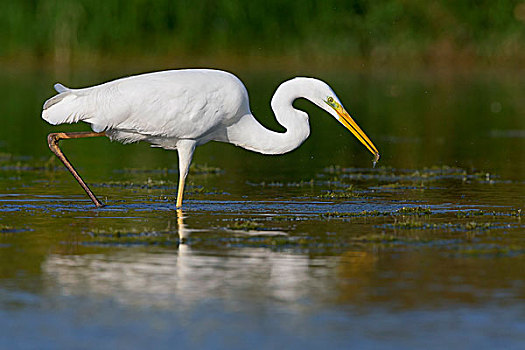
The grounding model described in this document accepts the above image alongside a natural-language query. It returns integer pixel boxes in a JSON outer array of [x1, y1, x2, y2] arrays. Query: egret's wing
[[42, 70, 250, 143]]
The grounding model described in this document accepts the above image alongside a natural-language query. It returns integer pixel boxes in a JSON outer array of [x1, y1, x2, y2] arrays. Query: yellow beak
[[328, 101, 380, 163]]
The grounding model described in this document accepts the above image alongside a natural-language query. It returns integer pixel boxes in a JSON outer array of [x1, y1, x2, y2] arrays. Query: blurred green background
[[3, 0, 525, 69], [1, 0, 524, 180]]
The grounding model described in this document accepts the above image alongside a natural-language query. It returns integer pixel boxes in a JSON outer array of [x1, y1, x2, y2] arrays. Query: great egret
[[42, 69, 379, 208]]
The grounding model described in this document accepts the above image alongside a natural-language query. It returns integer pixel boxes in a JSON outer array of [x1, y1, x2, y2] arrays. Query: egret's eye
[[327, 97, 334, 103]]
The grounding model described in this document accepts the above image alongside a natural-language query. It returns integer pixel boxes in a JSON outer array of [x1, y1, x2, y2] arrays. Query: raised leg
[[47, 131, 106, 208]]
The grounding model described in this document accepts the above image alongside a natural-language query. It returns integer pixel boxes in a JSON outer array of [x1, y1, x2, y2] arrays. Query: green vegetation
[[456, 210, 485, 218], [319, 190, 361, 199], [383, 220, 505, 231], [320, 207, 431, 218], [0, 225, 14, 233], [321, 210, 390, 218], [270, 215, 304, 222], [227, 220, 264, 231], [94, 179, 177, 189], [85, 227, 178, 245], [396, 206, 432, 215], [319, 185, 361, 198], [3, 0, 525, 65]]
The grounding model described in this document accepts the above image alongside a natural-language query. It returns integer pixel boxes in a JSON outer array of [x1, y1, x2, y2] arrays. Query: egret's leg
[[47, 131, 106, 208], [175, 140, 197, 208], [176, 176, 185, 208]]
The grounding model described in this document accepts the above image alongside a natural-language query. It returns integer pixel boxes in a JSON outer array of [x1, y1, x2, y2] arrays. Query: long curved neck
[[224, 79, 311, 155]]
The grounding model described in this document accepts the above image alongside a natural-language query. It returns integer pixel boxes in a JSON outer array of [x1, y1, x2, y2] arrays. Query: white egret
[[42, 69, 379, 208]]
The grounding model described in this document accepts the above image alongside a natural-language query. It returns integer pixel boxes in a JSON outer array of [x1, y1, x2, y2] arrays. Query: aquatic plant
[[396, 206, 432, 215], [227, 220, 264, 231], [4, 0, 525, 64], [456, 210, 485, 218], [85, 227, 178, 245]]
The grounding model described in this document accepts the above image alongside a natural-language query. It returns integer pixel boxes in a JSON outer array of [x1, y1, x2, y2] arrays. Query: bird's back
[[42, 69, 250, 146]]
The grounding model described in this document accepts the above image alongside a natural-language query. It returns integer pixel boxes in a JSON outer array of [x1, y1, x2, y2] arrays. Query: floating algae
[[379, 220, 513, 232], [84, 227, 178, 246], [227, 220, 264, 231], [320, 207, 432, 219]]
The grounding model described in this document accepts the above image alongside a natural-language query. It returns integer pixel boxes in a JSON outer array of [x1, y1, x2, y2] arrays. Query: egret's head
[[273, 77, 380, 164], [308, 80, 380, 164]]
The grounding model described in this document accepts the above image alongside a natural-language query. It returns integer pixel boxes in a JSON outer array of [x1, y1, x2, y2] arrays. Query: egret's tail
[[41, 83, 85, 125]]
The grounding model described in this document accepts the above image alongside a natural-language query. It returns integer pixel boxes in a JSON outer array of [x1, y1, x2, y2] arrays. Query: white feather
[[54, 83, 70, 93], [42, 93, 81, 125]]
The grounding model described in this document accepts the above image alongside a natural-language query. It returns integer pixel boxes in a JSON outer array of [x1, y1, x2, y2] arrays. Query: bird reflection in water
[[176, 208, 189, 243], [42, 213, 329, 308]]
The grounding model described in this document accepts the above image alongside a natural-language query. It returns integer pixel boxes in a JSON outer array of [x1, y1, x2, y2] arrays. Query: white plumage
[[42, 69, 379, 208]]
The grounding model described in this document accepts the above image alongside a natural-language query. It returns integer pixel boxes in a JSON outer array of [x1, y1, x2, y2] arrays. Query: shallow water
[[1, 68, 524, 349]]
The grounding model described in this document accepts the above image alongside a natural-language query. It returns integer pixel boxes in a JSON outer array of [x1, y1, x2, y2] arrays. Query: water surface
[[1, 67, 524, 349]]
